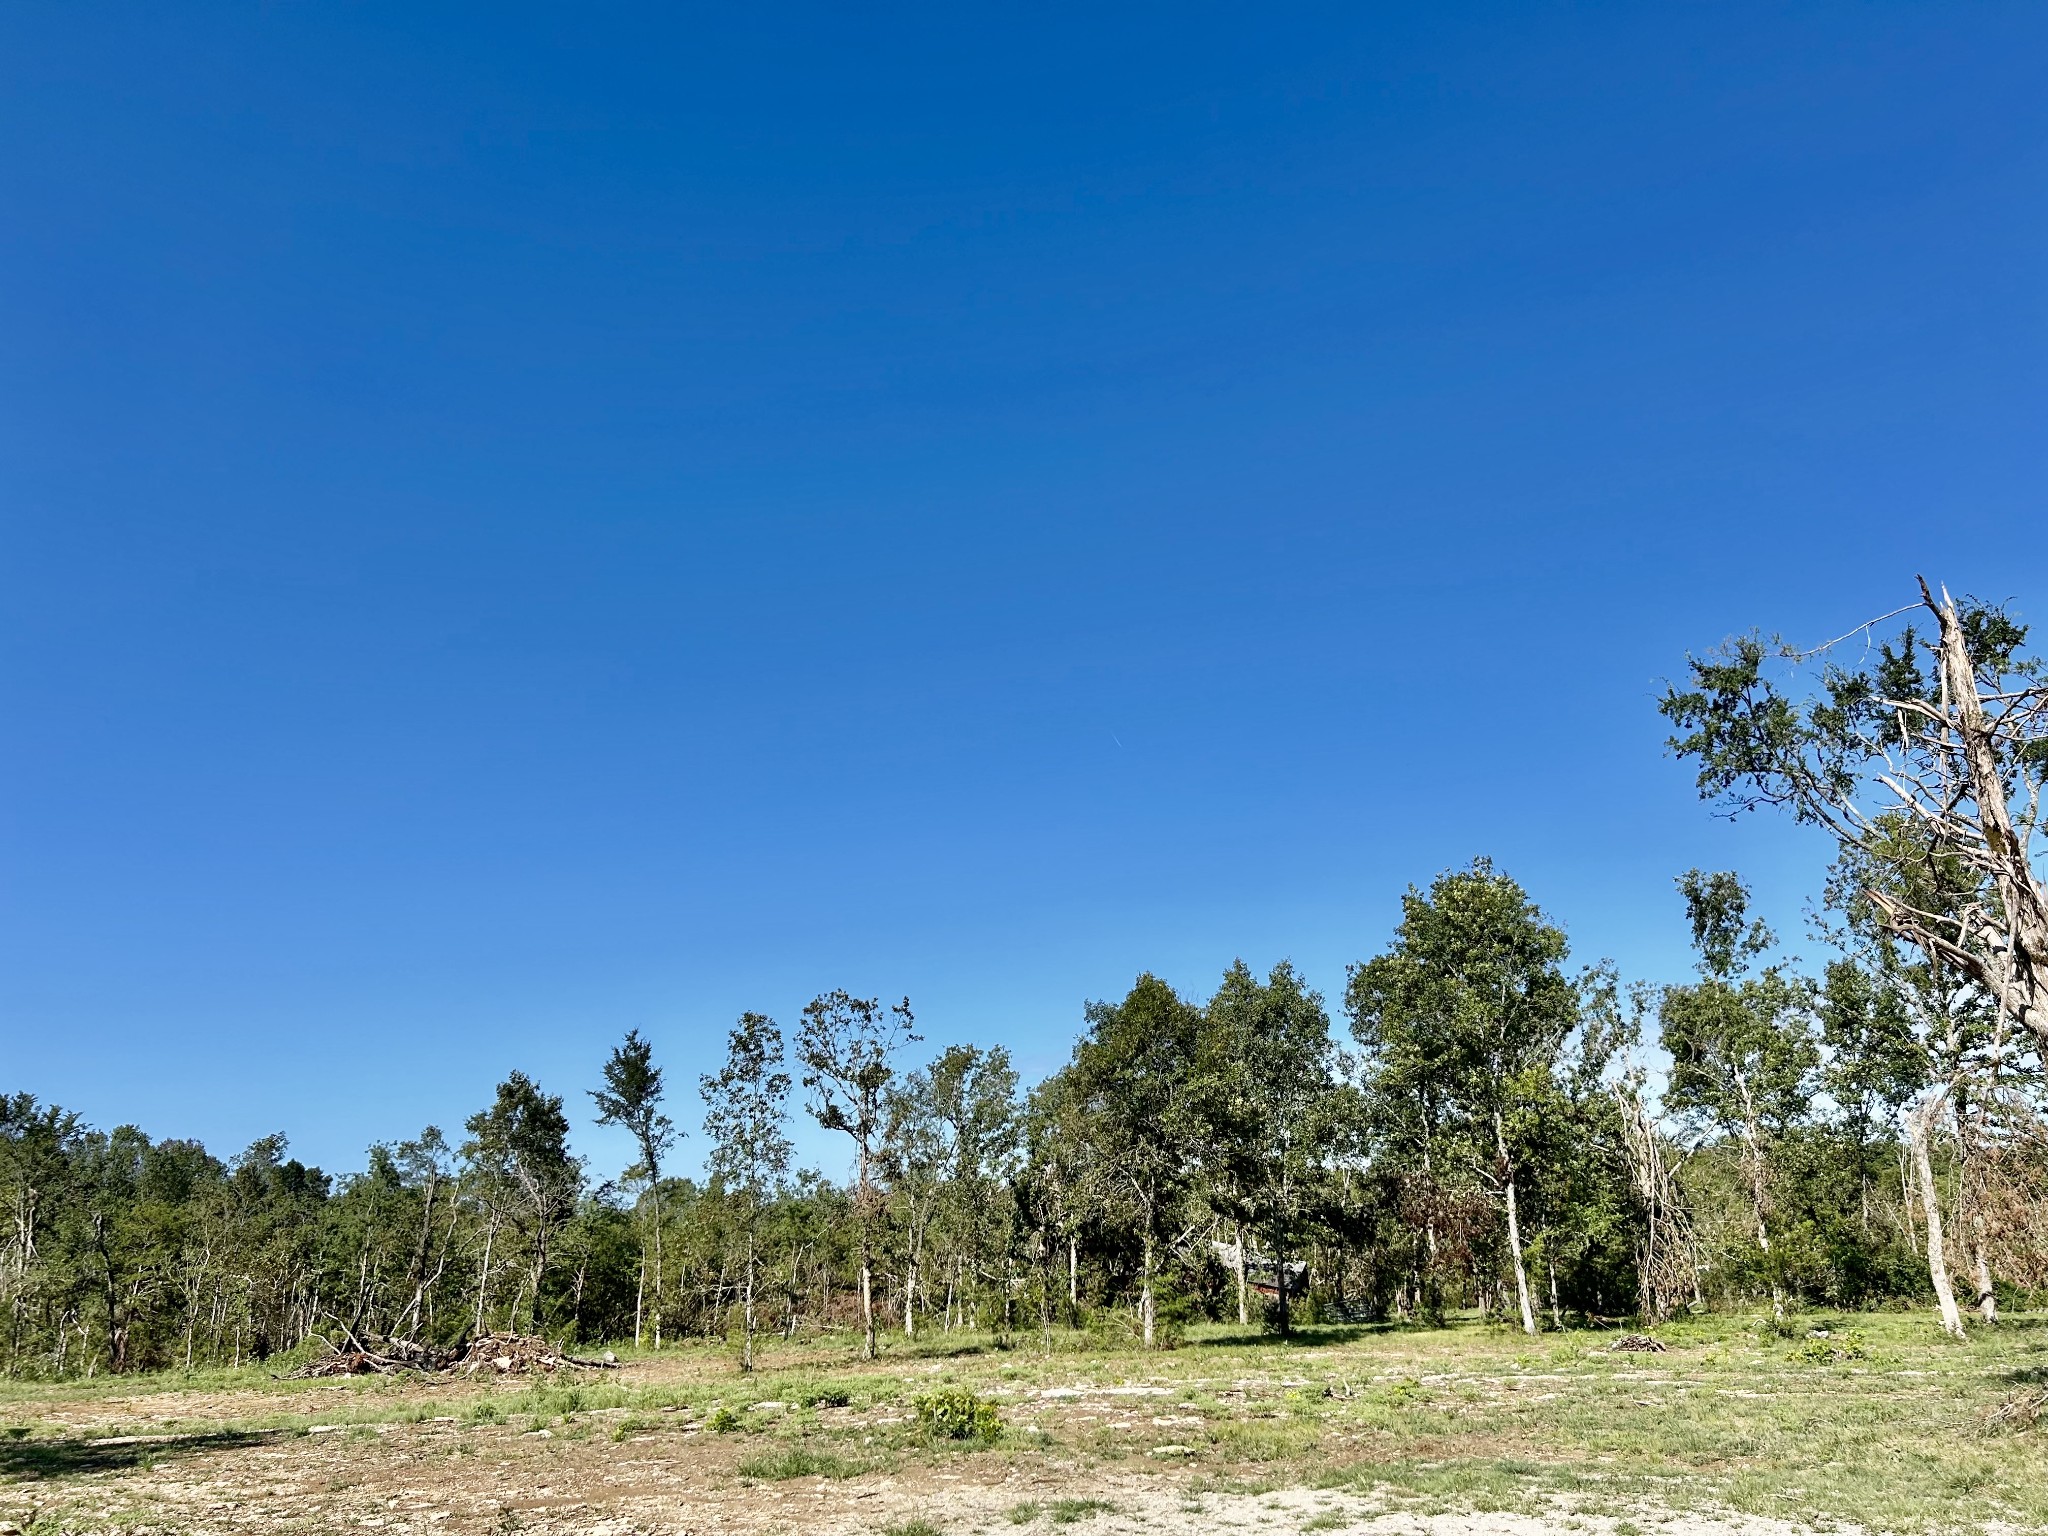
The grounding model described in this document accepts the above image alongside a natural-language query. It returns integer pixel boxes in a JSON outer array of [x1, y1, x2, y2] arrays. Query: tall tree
[[699, 1012, 792, 1371], [1349, 860, 1580, 1335], [1198, 960, 1339, 1336], [1657, 871, 1817, 1321], [1019, 1066, 1102, 1332], [880, 1068, 945, 1338], [464, 1073, 580, 1334], [795, 990, 919, 1359], [592, 1030, 679, 1349], [1069, 974, 1204, 1347], [928, 1044, 1021, 1331]]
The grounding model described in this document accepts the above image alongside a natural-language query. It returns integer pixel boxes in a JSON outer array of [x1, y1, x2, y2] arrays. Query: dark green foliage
[[1347, 861, 1594, 1332]]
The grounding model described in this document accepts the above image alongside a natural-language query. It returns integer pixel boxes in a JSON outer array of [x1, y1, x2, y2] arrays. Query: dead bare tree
[[1611, 1071, 1697, 1323], [1665, 578, 2048, 1049], [1666, 580, 2048, 1337]]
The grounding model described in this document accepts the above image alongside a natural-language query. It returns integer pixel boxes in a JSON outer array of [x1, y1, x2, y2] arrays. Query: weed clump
[[738, 1445, 859, 1480], [1796, 1330, 1867, 1365], [1048, 1498, 1116, 1524], [914, 1387, 1001, 1442]]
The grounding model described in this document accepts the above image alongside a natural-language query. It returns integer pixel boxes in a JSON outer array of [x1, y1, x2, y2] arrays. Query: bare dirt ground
[[0, 1406, 1830, 1536]]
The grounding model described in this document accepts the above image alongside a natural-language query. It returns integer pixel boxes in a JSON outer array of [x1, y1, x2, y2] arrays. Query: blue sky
[[3, 4, 2044, 1181]]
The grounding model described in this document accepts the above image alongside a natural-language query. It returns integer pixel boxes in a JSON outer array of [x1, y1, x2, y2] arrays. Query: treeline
[[4, 579, 2047, 1375], [5, 857, 2043, 1378]]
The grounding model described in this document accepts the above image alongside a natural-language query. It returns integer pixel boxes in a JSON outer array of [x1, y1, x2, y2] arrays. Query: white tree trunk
[[859, 1257, 876, 1359], [739, 1225, 757, 1373], [1504, 1174, 1537, 1336], [1496, 1115, 1537, 1336], [1973, 1228, 1998, 1325], [1233, 1224, 1250, 1327], [1139, 1230, 1156, 1349], [1906, 1099, 1966, 1340]]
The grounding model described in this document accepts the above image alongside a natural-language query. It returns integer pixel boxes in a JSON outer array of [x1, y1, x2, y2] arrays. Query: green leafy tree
[[928, 1044, 1021, 1332], [1069, 974, 1205, 1347], [1657, 871, 1817, 1319], [1348, 860, 1580, 1335], [592, 1030, 679, 1348], [389, 1126, 459, 1343], [1198, 960, 1340, 1336], [465, 1072, 581, 1335], [699, 1012, 792, 1370], [1019, 1066, 1103, 1333], [881, 1066, 946, 1338], [0, 1095, 85, 1373], [796, 990, 919, 1359]]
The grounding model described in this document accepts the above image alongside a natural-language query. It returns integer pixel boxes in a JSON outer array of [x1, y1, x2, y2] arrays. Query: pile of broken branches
[[292, 1336, 460, 1378], [1608, 1333, 1669, 1353], [290, 1330, 617, 1379], [456, 1331, 618, 1375]]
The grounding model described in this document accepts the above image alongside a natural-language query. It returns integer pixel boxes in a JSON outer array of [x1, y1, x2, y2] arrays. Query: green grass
[[881, 1521, 941, 1536], [1047, 1498, 1116, 1524], [4, 1311, 2046, 1533], [736, 1444, 862, 1480]]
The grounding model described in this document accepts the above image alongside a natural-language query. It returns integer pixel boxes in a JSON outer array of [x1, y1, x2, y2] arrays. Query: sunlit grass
[[5, 1311, 2047, 1532]]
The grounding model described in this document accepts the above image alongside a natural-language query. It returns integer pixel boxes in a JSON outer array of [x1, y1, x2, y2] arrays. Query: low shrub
[[914, 1387, 1002, 1442]]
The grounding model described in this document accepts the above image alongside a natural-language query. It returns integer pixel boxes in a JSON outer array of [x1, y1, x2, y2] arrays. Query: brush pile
[[290, 1332, 617, 1379], [1608, 1333, 1669, 1353], [292, 1337, 460, 1377], [456, 1332, 618, 1375], [1984, 1386, 2048, 1432]]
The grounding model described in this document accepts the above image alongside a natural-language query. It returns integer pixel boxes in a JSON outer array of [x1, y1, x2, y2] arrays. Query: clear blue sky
[[4, 4, 2043, 1181]]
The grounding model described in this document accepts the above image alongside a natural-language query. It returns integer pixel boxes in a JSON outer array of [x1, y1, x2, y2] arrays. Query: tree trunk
[[633, 1253, 645, 1350], [1496, 1116, 1538, 1337], [1973, 1230, 1998, 1326], [1067, 1234, 1079, 1319], [1139, 1228, 1156, 1349], [857, 1140, 878, 1360], [859, 1253, 876, 1360], [1906, 1098, 1967, 1339], [650, 1179, 665, 1350], [473, 1216, 497, 1335], [1273, 1236, 1291, 1337], [1926, 583, 2048, 1049], [741, 1227, 756, 1373], [1233, 1223, 1249, 1327]]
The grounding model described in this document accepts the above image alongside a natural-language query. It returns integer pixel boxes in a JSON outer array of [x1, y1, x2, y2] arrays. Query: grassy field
[[1, 1310, 2045, 1535]]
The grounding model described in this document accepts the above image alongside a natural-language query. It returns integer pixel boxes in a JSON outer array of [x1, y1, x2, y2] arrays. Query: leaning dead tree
[[1612, 1073, 1697, 1322], [1664, 578, 2048, 1050]]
